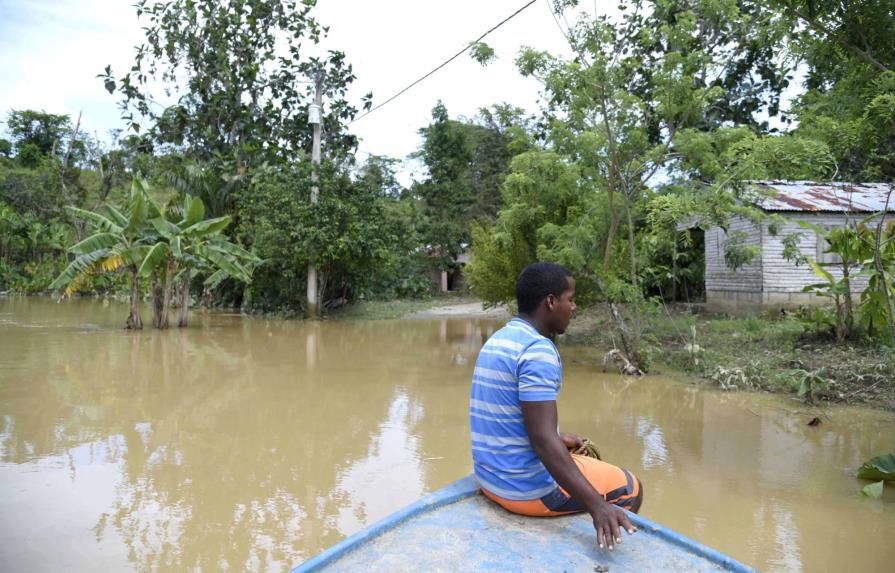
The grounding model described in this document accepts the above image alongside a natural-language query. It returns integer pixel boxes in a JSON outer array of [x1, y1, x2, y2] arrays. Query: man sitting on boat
[[470, 262, 642, 551]]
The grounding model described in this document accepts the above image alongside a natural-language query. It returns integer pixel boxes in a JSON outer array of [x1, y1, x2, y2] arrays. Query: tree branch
[[790, 4, 889, 72]]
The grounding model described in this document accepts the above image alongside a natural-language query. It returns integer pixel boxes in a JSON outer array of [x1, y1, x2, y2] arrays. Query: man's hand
[[560, 432, 583, 450], [522, 402, 636, 552], [590, 500, 636, 551]]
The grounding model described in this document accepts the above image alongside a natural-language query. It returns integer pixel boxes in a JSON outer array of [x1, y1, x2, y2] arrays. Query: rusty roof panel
[[751, 181, 894, 213]]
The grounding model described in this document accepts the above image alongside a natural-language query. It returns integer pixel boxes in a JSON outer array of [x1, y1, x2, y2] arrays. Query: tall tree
[[413, 102, 522, 270], [101, 0, 369, 213], [414, 102, 475, 269], [5, 110, 73, 160]]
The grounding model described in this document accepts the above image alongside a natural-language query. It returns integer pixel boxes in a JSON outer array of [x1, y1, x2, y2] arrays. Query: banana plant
[[855, 219, 895, 338], [49, 179, 157, 329], [138, 193, 259, 328], [799, 221, 867, 340]]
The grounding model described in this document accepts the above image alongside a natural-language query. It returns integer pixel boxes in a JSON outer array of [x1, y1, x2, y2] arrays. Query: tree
[[771, 0, 895, 180], [138, 194, 259, 328], [466, 150, 592, 306], [614, 0, 793, 131], [0, 139, 12, 158], [414, 102, 474, 269], [463, 105, 528, 221], [100, 0, 368, 215], [412, 102, 522, 274], [49, 180, 156, 329], [237, 161, 392, 312], [5, 110, 72, 159]]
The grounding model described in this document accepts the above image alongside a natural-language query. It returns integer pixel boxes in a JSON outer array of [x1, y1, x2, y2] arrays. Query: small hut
[[702, 181, 892, 315]]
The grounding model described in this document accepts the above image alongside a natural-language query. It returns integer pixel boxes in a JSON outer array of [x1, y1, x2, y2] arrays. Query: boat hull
[[292, 475, 757, 572]]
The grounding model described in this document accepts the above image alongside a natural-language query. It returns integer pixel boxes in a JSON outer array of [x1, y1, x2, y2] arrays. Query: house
[[702, 181, 893, 315], [429, 251, 469, 292]]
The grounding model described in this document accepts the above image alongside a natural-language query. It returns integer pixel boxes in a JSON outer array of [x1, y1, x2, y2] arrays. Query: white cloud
[[0, 0, 144, 137]]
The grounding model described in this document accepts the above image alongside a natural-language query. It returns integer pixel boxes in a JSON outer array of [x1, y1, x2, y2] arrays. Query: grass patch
[[565, 305, 895, 410]]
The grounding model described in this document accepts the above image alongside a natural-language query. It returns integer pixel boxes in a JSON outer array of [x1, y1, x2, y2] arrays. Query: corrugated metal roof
[[749, 181, 894, 213]]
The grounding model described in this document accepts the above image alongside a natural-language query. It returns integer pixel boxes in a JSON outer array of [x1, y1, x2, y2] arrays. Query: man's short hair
[[516, 262, 572, 314]]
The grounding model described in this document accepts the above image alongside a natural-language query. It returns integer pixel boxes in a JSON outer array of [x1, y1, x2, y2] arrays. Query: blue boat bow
[[292, 475, 758, 572]]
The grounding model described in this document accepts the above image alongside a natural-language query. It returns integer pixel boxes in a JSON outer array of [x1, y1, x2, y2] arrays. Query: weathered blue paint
[[291, 475, 758, 573]]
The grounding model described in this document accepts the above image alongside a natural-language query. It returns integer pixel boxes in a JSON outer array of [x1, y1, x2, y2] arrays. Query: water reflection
[[0, 298, 893, 573]]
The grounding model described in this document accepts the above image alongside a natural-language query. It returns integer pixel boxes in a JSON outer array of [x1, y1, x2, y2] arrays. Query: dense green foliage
[[3, 0, 893, 354], [0, 109, 138, 294], [465, 0, 895, 369], [48, 179, 258, 329]]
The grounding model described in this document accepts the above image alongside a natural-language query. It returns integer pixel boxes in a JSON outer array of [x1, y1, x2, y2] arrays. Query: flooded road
[[1, 297, 893, 572]]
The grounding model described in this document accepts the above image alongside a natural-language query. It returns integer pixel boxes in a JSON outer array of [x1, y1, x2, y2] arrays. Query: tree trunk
[[671, 234, 679, 302], [622, 194, 638, 287], [126, 266, 142, 330], [834, 296, 844, 341], [607, 301, 647, 373], [841, 261, 854, 337], [159, 258, 175, 329], [178, 268, 191, 327], [602, 179, 620, 275], [150, 269, 162, 328], [874, 185, 895, 339]]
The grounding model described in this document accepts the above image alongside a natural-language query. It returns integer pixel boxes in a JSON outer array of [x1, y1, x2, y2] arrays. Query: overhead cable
[[350, 0, 538, 124]]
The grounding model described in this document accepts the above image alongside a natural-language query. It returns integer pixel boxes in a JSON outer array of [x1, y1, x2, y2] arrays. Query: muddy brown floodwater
[[1, 298, 893, 572]]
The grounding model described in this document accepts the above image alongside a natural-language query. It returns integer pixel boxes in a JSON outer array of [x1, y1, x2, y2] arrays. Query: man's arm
[[521, 400, 636, 550]]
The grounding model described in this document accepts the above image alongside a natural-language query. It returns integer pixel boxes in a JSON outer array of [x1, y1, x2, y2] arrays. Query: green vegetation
[[466, 0, 895, 373], [565, 306, 895, 409], [49, 178, 259, 329], [858, 453, 895, 498], [1, 1, 518, 312]]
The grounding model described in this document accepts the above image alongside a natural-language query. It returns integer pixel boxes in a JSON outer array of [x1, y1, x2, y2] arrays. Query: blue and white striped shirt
[[470, 317, 562, 500]]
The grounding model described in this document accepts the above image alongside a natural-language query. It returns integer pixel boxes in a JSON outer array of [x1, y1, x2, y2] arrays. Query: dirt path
[[404, 301, 510, 320]]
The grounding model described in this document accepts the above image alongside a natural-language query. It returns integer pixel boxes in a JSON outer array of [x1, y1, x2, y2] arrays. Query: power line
[[350, 0, 538, 124]]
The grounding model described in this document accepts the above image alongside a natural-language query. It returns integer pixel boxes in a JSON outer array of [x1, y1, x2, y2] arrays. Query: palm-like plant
[[137, 193, 259, 328], [49, 179, 158, 328]]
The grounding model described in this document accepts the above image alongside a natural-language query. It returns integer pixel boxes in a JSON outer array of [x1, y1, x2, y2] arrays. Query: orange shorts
[[481, 454, 641, 517]]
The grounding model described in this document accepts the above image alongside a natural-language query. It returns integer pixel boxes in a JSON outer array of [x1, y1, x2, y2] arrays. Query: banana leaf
[[205, 239, 261, 262], [807, 260, 833, 283], [125, 190, 148, 235], [858, 453, 895, 481], [860, 481, 884, 499], [120, 245, 151, 266], [204, 269, 229, 289], [103, 204, 130, 228], [69, 232, 120, 255], [64, 206, 121, 233], [196, 245, 250, 282], [49, 249, 109, 290], [138, 243, 170, 277], [182, 216, 231, 237], [150, 217, 182, 239], [182, 195, 206, 227], [171, 236, 183, 258]]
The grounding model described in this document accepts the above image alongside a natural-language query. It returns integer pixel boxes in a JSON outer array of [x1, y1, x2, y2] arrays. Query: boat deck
[[293, 476, 756, 572]]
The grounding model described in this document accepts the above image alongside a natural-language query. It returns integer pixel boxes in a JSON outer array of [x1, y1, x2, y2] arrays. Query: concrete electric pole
[[306, 72, 323, 319]]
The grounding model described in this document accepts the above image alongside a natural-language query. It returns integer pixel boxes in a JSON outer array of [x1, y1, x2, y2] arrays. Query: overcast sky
[[0, 0, 602, 182]]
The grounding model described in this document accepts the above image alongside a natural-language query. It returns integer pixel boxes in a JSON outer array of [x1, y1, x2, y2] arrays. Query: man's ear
[[545, 294, 556, 311]]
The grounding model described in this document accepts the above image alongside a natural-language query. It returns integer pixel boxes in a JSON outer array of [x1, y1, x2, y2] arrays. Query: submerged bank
[[563, 305, 895, 412], [8, 290, 894, 410], [340, 296, 895, 411]]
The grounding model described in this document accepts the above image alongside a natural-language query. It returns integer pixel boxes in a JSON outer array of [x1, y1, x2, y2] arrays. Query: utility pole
[[306, 72, 323, 319]]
